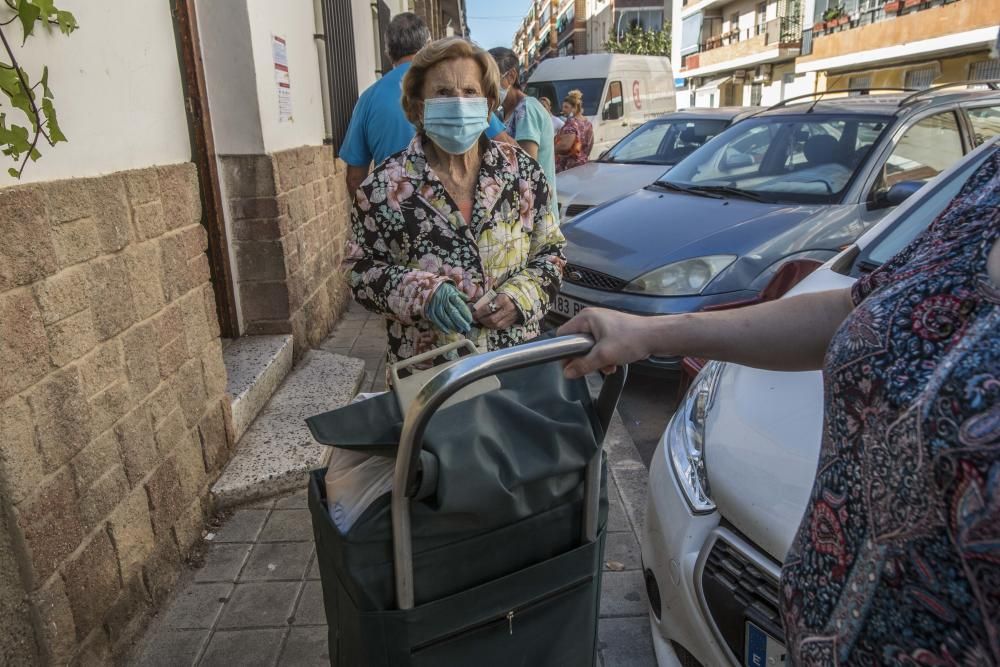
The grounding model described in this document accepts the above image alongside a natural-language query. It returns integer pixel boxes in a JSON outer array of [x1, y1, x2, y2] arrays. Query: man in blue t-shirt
[[341, 14, 511, 196]]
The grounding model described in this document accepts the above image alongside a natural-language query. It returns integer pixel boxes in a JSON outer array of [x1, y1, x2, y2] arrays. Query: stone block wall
[[0, 163, 232, 663], [223, 145, 352, 358]]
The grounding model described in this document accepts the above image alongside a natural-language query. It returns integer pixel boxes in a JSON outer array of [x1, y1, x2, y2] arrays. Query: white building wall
[[246, 0, 328, 154], [0, 0, 191, 186], [197, 0, 266, 155], [587, 1, 613, 53]]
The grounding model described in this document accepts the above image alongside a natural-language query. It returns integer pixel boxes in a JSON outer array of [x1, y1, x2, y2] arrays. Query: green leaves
[[604, 22, 672, 57], [0, 0, 77, 178], [16, 0, 40, 43], [41, 97, 63, 141], [12, 0, 76, 40]]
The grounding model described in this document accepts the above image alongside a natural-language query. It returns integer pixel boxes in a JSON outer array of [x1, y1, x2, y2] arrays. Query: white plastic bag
[[324, 392, 394, 533], [324, 455, 395, 532]]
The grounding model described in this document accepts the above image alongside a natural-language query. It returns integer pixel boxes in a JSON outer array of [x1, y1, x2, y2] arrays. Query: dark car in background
[[550, 85, 1000, 369]]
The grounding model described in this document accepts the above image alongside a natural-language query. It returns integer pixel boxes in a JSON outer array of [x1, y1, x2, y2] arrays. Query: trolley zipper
[[411, 575, 592, 653]]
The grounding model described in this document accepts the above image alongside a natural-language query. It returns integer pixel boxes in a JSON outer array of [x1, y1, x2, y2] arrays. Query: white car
[[556, 108, 754, 220], [640, 137, 998, 667]]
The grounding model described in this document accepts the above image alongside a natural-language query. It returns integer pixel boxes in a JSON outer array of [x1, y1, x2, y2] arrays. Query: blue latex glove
[[426, 283, 473, 334]]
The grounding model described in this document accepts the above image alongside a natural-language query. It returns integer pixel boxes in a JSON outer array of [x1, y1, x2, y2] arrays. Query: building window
[[603, 80, 624, 120], [755, 2, 766, 34], [970, 59, 1000, 82], [750, 82, 763, 106], [904, 66, 938, 90], [848, 75, 871, 95], [615, 8, 664, 37], [320, 0, 359, 152]]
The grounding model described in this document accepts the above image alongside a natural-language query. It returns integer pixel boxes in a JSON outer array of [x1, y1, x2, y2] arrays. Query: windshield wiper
[[650, 180, 723, 199], [688, 185, 766, 202]]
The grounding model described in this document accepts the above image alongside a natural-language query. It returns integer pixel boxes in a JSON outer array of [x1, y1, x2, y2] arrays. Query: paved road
[[617, 369, 681, 469]]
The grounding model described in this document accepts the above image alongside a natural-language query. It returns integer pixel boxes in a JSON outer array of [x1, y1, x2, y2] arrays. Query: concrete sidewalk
[[129, 305, 655, 666]]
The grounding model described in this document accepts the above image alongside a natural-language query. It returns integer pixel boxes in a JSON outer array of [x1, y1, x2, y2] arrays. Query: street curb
[[604, 409, 649, 539]]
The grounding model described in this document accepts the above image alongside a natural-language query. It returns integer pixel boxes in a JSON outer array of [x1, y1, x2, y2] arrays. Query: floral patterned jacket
[[346, 135, 566, 366]]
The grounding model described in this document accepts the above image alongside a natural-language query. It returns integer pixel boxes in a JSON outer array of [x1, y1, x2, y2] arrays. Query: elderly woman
[[346, 37, 565, 367]]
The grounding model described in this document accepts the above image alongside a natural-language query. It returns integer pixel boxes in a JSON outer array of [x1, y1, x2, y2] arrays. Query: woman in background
[[555, 89, 593, 173]]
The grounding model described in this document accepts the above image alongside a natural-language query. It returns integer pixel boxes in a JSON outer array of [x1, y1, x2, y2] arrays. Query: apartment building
[[674, 0, 809, 108], [513, 0, 672, 71], [796, 0, 999, 92], [675, 0, 998, 108]]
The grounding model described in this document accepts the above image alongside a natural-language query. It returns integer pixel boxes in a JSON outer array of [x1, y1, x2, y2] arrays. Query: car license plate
[[553, 295, 586, 318], [745, 622, 786, 667]]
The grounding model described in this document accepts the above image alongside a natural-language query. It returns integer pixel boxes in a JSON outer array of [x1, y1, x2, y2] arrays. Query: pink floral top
[[346, 135, 566, 366], [555, 116, 594, 173]]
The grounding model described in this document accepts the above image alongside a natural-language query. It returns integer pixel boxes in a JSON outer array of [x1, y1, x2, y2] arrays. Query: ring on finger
[[488, 301, 499, 313]]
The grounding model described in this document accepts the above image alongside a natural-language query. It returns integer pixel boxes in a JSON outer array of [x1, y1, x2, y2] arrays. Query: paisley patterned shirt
[[346, 134, 565, 366], [781, 148, 1000, 664]]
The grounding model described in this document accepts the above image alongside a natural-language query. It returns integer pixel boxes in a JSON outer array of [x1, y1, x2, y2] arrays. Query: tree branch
[[0, 22, 42, 176]]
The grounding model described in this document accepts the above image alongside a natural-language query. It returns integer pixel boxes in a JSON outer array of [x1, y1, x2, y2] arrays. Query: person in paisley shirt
[[559, 145, 1000, 664], [346, 37, 565, 367]]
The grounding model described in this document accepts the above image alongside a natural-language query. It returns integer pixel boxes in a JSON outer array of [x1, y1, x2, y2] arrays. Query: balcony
[[681, 0, 734, 19], [799, 0, 1000, 70], [685, 17, 802, 73]]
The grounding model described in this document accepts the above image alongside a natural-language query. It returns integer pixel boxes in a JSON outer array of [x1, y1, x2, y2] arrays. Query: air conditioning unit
[[758, 64, 772, 82]]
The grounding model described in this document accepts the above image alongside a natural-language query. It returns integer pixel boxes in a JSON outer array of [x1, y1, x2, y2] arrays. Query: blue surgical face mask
[[423, 97, 489, 155]]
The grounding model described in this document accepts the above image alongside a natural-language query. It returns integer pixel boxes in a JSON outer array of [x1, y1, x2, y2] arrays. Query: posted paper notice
[[272, 35, 293, 122]]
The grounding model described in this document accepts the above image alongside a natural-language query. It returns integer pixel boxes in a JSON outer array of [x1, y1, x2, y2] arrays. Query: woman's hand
[[557, 288, 856, 378], [557, 308, 658, 378], [473, 293, 520, 330], [426, 283, 473, 334]]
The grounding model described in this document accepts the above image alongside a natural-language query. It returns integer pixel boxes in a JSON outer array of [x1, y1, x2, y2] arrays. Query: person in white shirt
[[539, 96, 564, 132]]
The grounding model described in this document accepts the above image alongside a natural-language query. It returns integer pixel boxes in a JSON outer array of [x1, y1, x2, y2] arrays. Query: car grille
[[700, 532, 784, 661], [564, 203, 592, 217], [564, 264, 627, 292]]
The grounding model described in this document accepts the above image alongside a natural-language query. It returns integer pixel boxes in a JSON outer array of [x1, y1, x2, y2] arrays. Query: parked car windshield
[[599, 118, 730, 165], [525, 78, 605, 116], [659, 114, 892, 204]]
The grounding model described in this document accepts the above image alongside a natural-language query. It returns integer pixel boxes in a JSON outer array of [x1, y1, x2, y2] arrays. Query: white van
[[525, 54, 676, 158]]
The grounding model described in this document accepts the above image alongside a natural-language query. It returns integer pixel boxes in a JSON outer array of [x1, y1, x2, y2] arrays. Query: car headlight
[[667, 360, 725, 513], [623, 255, 736, 296]]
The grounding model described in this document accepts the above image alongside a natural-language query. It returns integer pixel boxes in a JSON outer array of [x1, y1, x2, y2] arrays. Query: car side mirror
[[871, 180, 923, 209]]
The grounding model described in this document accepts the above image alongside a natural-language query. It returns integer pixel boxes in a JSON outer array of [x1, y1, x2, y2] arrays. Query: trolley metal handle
[[391, 334, 628, 609]]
